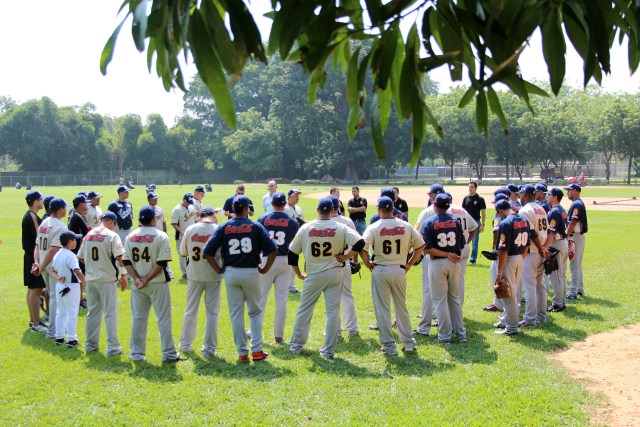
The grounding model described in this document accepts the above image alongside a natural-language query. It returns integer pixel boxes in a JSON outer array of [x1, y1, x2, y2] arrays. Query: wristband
[[119, 267, 128, 275]]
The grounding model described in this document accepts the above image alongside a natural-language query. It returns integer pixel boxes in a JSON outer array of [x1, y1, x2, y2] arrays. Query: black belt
[[119, 227, 131, 231], [352, 219, 366, 222]]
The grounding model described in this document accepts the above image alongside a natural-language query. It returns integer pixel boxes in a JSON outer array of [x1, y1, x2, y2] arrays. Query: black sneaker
[[67, 340, 79, 348], [55, 338, 65, 346]]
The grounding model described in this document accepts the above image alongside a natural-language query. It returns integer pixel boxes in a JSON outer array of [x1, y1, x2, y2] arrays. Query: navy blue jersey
[[257, 211, 299, 256], [567, 198, 588, 234], [509, 200, 522, 213], [203, 217, 276, 268], [547, 205, 567, 239], [223, 195, 255, 215], [420, 213, 465, 258], [535, 199, 550, 213], [370, 209, 408, 224], [497, 213, 530, 256], [108, 200, 133, 230]]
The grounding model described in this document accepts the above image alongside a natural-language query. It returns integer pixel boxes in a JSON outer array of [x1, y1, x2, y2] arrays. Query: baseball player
[[77, 212, 128, 355], [193, 185, 206, 215], [421, 194, 466, 343], [107, 186, 134, 244], [123, 206, 184, 362], [147, 192, 167, 232], [507, 184, 522, 213], [445, 192, 478, 306], [171, 193, 198, 277], [288, 197, 364, 359], [223, 185, 255, 218], [68, 194, 92, 308], [482, 193, 510, 313], [256, 193, 299, 343], [535, 183, 551, 213], [493, 199, 530, 336], [543, 188, 569, 312], [564, 183, 588, 299], [203, 196, 278, 361], [262, 180, 277, 214], [32, 197, 69, 339], [461, 182, 486, 265], [360, 196, 425, 354], [86, 191, 103, 228], [284, 189, 304, 293], [370, 188, 408, 224], [178, 207, 222, 357], [22, 190, 47, 332]]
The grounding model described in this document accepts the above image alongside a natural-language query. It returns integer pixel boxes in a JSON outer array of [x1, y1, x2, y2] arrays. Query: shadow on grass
[[85, 351, 133, 374], [21, 330, 84, 362], [571, 296, 619, 308], [307, 352, 379, 378], [436, 319, 499, 365], [190, 352, 295, 381], [129, 359, 183, 383]]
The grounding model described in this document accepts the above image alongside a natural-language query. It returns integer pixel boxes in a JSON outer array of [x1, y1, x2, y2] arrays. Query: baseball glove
[[568, 240, 576, 261], [481, 250, 498, 261], [494, 277, 512, 299], [407, 251, 425, 266], [350, 261, 361, 275], [543, 247, 560, 275]]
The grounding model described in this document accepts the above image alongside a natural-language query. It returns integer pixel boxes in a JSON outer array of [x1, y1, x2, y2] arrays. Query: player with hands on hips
[[445, 192, 478, 306], [203, 196, 278, 362], [542, 188, 569, 312], [360, 196, 425, 355]]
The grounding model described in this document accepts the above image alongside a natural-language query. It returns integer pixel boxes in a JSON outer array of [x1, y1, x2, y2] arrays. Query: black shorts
[[24, 253, 45, 289]]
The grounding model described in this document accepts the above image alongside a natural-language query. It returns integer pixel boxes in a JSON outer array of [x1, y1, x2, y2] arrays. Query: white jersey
[[51, 248, 81, 285], [331, 214, 356, 254], [193, 198, 202, 214], [77, 226, 124, 282], [179, 221, 222, 282], [447, 203, 478, 243], [171, 204, 198, 234], [123, 227, 172, 283], [86, 205, 103, 228], [284, 204, 304, 222], [153, 205, 166, 231], [36, 217, 67, 272], [519, 202, 548, 254], [289, 218, 361, 275], [415, 206, 436, 230], [362, 217, 425, 265]]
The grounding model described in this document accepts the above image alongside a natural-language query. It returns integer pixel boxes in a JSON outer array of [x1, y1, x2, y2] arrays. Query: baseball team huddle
[[21, 179, 587, 361]]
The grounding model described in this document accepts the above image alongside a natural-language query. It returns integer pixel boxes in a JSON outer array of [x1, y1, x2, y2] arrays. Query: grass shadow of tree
[[85, 351, 133, 374], [21, 331, 84, 362], [129, 359, 183, 383], [190, 353, 295, 381]]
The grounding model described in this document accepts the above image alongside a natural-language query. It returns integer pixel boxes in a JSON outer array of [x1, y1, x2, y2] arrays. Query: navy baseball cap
[[73, 195, 88, 207], [564, 183, 582, 192], [100, 211, 117, 222], [377, 196, 394, 209], [183, 193, 194, 204], [200, 206, 215, 217], [59, 231, 83, 246], [117, 185, 130, 193], [495, 200, 511, 211], [43, 195, 55, 209], [507, 184, 520, 193], [87, 190, 100, 199], [147, 192, 158, 200], [317, 197, 333, 213], [428, 184, 445, 194], [328, 195, 340, 210], [380, 188, 396, 199], [139, 206, 156, 224], [518, 184, 536, 195], [233, 195, 251, 209], [434, 193, 451, 209], [194, 185, 205, 193], [535, 183, 547, 192], [49, 197, 68, 212], [271, 192, 286, 207], [25, 190, 42, 204], [492, 193, 509, 204], [494, 187, 511, 197], [545, 188, 564, 198], [288, 188, 301, 197]]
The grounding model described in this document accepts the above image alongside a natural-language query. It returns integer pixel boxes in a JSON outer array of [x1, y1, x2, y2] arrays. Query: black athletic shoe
[[66, 340, 79, 348], [55, 338, 65, 346]]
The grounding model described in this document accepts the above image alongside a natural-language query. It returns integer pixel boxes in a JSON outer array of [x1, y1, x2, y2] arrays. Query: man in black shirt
[[347, 186, 368, 235], [461, 181, 487, 265], [392, 187, 409, 219], [22, 190, 47, 332]]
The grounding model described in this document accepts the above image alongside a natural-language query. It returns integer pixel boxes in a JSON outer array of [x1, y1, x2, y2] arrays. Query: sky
[[0, 1, 638, 127]]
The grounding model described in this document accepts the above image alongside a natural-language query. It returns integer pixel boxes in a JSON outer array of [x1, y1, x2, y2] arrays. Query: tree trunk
[[450, 163, 454, 181], [344, 162, 358, 183], [628, 156, 633, 185], [415, 160, 420, 180], [505, 160, 510, 180]]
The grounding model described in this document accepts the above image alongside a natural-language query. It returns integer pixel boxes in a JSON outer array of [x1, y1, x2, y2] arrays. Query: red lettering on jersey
[[561, 212, 567, 220], [513, 220, 528, 229], [86, 233, 106, 242], [533, 207, 546, 215], [264, 217, 290, 227], [130, 234, 156, 243], [225, 224, 253, 234], [380, 226, 406, 236], [308, 228, 336, 237], [38, 226, 51, 234], [191, 233, 211, 243], [450, 208, 466, 214], [394, 213, 404, 220], [434, 220, 457, 230]]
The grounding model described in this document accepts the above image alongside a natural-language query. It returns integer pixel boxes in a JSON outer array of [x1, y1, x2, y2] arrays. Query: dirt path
[[550, 324, 640, 426]]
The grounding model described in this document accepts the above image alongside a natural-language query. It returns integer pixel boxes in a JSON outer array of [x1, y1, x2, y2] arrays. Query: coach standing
[[347, 186, 367, 236], [108, 186, 133, 244], [22, 190, 47, 332], [462, 182, 486, 265]]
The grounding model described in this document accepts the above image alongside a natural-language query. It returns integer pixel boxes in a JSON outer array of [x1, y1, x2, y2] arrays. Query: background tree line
[[0, 60, 638, 183]]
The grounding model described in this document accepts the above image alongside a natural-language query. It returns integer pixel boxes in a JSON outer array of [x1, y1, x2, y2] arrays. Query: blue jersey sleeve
[[203, 225, 224, 257], [420, 220, 435, 250], [370, 213, 380, 224]]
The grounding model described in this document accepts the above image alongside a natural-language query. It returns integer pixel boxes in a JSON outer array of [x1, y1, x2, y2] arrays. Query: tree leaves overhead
[[103, 0, 640, 166]]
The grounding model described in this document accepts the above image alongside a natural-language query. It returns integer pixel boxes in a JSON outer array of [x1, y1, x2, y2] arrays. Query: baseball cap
[[43, 195, 55, 209], [147, 192, 158, 200], [564, 183, 582, 192], [518, 184, 536, 195], [328, 195, 340, 210], [73, 195, 88, 208], [377, 196, 394, 209], [495, 200, 511, 211], [233, 195, 251, 209], [317, 197, 333, 213], [494, 187, 511, 197], [194, 185, 205, 193], [380, 188, 396, 199], [25, 190, 42, 204], [117, 185, 130, 194], [139, 206, 156, 224], [200, 206, 215, 217], [288, 188, 301, 197], [507, 184, 520, 193], [545, 188, 564, 198], [49, 197, 68, 212], [78, 191, 88, 198], [535, 183, 548, 192], [492, 193, 509, 204], [100, 211, 117, 222], [428, 184, 445, 194], [434, 193, 451, 209], [183, 193, 194, 204], [271, 192, 286, 207], [87, 190, 100, 199], [59, 231, 83, 246]]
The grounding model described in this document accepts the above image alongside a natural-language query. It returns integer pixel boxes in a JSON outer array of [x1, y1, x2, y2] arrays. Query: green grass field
[[1, 184, 639, 426]]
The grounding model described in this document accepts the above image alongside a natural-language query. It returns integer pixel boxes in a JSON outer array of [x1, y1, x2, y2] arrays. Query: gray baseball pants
[[340, 265, 359, 335], [43, 272, 58, 339], [550, 239, 569, 307], [176, 238, 187, 276], [129, 282, 180, 361], [429, 258, 466, 341], [224, 267, 263, 355], [290, 267, 342, 358], [179, 279, 221, 357], [568, 233, 586, 296], [85, 281, 122, 355], [371, 265, 415, 354], [458, 244, 470, 306], [257, 256, 291, 339], [497, 255, 523, 334], [489, 260, 504, 311], [415, 256, 434, 334], [522, 252, 547, 325]]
